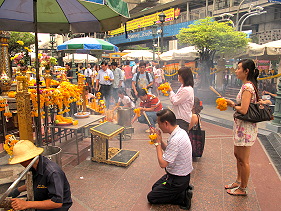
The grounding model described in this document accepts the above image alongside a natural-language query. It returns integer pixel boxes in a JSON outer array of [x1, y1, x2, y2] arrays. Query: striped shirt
[[140, 94, 162, 111], [163, 126, 193, 176]]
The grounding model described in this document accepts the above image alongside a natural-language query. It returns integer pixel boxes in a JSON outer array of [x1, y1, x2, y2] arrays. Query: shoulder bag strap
[[196, 114, 202, 131], [248, 81, 259, 101]]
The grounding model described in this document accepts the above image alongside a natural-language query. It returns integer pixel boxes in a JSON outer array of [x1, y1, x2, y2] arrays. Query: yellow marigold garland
[[216, 98, 228, 111], [4, 135, 19, 156]]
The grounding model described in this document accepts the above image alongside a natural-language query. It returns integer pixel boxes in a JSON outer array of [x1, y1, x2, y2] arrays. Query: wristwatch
[[154, 143, 160, 147]]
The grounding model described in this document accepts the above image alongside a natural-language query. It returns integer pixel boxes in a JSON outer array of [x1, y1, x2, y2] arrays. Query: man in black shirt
[[9, 140, 72, 211]]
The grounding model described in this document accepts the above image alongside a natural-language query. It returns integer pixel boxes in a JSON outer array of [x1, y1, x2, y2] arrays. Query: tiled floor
[[60, 120, 281, 211]]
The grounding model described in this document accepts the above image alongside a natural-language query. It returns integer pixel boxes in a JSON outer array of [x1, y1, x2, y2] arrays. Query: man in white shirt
[[95, 61, 114, 109], [147, 109, 193, 210], [131, 58, 139, 75], [111, 62, 124, 103], [84, 64, 93, 90]]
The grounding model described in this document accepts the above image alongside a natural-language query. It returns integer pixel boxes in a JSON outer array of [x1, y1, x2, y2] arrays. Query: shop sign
[[109, 8, 175, 36]]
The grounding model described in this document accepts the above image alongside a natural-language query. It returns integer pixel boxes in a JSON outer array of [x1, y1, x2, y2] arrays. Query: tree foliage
[[177, 17, 249, 87], [177, 17, 249, 60], [8, 32, 35, 56]]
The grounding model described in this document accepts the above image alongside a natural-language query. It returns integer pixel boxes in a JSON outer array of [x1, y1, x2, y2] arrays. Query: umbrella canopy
[[263, 40, 281, 55], [63, 53, 98, 63], [246, 42, 265, 57], [57, 37, 118, 53], [172, 46, 199, 60], [122, 50, 158, 61], [0, 0, 130, 33], [159, 50, 177, 61]]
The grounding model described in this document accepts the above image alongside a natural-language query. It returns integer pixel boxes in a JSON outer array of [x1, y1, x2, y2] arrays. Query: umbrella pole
[[34, 0, 42, 146]]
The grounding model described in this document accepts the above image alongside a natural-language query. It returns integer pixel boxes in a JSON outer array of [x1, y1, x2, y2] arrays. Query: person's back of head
[[193, 97, 203, 114], [126, 60, 130, 65], [178, 67, 194, 87], [157, 109, 177, 126], [134, 58, 139, 64]]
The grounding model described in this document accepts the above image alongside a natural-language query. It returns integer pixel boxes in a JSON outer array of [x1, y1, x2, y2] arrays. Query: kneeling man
[[147, 109, 193, 210]]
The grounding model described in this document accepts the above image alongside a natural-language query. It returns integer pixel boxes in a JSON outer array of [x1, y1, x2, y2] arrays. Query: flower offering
[[4, 135, 18, 156], [134, 108, 141, 117], [158, 82, 171, 96], [104, 76, 110, 80], [216, 97, 227, 111], [148, 133, 157, 144]]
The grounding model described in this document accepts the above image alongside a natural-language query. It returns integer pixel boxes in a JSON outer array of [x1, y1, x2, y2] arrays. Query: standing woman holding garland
[[224, 59, 260, 196], [168, 67, 194, 133]]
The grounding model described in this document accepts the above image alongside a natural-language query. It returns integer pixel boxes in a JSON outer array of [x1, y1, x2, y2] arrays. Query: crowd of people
[[7, 58, 275, 210]]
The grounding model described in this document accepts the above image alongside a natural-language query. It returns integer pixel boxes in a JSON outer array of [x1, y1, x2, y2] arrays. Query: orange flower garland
[[134, 108, 141, 117], [158, 82, 171, 96], [148, 133, 157, 144], [216, 98, 228, 111], [4, 135, 18, 156], [104, 76, 110, 80]]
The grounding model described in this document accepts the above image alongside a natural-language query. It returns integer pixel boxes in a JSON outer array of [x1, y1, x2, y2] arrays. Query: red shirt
[[140, 94, 163, 111], [123, 65, 132, 79]]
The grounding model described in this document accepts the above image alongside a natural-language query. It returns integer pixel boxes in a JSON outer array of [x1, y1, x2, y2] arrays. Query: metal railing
[[0, 156, 38, 206]]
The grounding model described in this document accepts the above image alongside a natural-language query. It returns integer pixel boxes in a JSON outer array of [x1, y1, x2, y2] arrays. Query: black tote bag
[[188, 115, 205, 157], [233, 82, 273, 123]]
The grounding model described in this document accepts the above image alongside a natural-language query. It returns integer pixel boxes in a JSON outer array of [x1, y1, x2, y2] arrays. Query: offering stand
[[90, 121, 139, 167]]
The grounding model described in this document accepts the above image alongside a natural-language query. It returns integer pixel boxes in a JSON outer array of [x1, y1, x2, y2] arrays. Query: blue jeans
[[138, 111, 157, 127]]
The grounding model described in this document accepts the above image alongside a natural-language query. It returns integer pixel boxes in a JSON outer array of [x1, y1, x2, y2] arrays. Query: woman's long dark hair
[[178, 67, 194, 87], [238, 59, 259, 89]]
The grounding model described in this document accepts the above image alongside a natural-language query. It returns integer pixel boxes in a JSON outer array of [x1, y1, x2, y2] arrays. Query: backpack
[[135, 72, 152, 89]]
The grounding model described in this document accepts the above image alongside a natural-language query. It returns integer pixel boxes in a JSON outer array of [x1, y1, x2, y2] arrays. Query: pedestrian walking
[[123, 60, 133, 96], [132, 62, 153, 102], [95, 61, 114, 109], [167, 67, 194, 134], [224, 59, 260, 196], [84, 64, 93, 88], [147, 109, 193, 210], [111, 61, 124, 103]]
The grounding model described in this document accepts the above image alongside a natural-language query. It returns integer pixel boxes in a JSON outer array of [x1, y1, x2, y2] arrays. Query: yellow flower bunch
[[216, 98, 228, 111], [104, 76, 110, 80], [4, 135, 18, 156], [96, 92, 101, 99], [158, 82, 171, 96], [148, 133, 157, 144], [134, 108, 141, 117]]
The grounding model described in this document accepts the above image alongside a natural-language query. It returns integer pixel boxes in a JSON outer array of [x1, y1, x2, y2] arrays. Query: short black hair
[[65, 63, 71, 67], [126, 60, 130, 65], [139, 62, 146, 68], [111, 62, 118, 66], [156, 109, 177, 126], [137, 88, 147, 97], [118, 89, 126, 95], [100, 61, 108, 66], [134, 58, 139, 63], [178, 67, 194, 87]]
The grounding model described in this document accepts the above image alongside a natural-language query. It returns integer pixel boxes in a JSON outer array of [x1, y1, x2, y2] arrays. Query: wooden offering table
[[49, 115, 104, 164], [90, 122, 139, 167]]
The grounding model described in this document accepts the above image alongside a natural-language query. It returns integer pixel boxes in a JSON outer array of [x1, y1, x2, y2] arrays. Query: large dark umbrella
[[0, 0, 129, 145]]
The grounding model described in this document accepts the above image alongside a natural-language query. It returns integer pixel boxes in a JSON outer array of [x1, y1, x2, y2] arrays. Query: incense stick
[[209, 86, 222, 97]]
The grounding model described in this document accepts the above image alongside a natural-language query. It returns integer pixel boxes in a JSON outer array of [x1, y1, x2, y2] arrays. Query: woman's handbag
[[233, 103, 273, 123], [233, 83, 274, 123], [188, 115, 205, 157]]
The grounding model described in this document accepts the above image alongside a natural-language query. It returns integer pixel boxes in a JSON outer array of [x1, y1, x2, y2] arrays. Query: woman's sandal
[[224, 181, 241, 189], [227, 186, 248, 196]]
